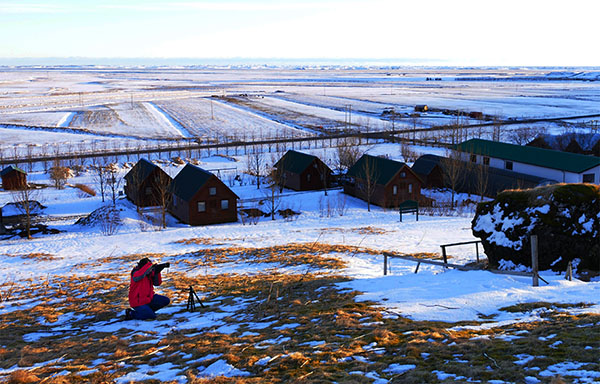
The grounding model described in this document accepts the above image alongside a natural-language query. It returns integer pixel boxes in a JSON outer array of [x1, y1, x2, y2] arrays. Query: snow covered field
[[0, 143, 598, 382], [1, 67, 599, 382], [1, 66, 599, 151]]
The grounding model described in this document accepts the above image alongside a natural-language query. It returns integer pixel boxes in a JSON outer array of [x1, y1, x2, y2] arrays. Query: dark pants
[[132, 294, 170, 320]]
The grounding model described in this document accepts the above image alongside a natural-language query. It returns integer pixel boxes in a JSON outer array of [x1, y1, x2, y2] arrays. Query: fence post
[[565, 261, 573, 281], [441, 245, 447, 266], [475, 242, 479, 262], [384, 254, 388, 275], [531, 235, 539, 287]]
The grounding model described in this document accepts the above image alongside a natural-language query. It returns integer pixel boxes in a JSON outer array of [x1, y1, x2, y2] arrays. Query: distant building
[[455, 139, 600, 184], [169, 164, 238, 226], [1, 166, 27, 190], [468, 111, 483, 119], [414, 105, 428, 112], [274, 150, 333, 191], [344, 154, 422, 207], [124, 159, 173, 207]]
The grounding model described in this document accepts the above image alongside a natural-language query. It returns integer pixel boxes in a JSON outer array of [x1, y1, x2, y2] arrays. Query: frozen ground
[[1, 66, 598, 149], [0, 149, 599, 382]]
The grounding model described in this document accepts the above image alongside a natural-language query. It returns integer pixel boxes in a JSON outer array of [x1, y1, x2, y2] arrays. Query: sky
[[1, 0, 599, 66]]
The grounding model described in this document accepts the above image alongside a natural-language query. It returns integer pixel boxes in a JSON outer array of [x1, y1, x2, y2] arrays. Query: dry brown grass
[[73, 183, 96, 197], [321, 226, 390, 235], [1, 244, 598, 383], [2, 253, 56, 261]]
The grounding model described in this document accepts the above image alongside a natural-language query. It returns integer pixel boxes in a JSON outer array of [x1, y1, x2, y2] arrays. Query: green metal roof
[[170, 164, 239, 202], [455, 139, 600, 173], [274, 150, 329, 174], [1, 165, 26, 176], [347, 154, 408, 185]]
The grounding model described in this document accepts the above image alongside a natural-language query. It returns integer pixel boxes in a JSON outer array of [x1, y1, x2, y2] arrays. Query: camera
[[153, 262, 170, 272]]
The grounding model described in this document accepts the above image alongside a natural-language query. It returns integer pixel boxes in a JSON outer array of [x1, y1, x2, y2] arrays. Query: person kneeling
[[126, 257, 170, 320]]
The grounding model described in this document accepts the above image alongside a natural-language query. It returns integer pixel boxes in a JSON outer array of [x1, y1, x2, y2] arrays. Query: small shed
[[124, 159, 172, 207], [169, 164, 238, 226], [468, 111, 483, 119], [274, 150, 333, 191], [414, 105, 428, 112], [344, 154, 422, 208], [1, 166, 27, 190]]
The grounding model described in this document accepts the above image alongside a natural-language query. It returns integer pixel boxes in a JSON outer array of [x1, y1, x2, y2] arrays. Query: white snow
[[197, 359, 251, 378]]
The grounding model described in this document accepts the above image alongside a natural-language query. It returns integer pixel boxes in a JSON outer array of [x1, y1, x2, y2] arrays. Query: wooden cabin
[[414, 105, 428, 112], [274, 150, 333, 191], [411, 155, 445, 188], [1, 166, 27, 190], [344, 154, 422, 208], [124, 159, 172, 207], [168, 164, 238, 226]]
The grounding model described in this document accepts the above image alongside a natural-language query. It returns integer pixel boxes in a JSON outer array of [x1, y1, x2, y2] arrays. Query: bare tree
[[91, 162, 108, 203], [25, 145, 34, 172], [154, 172, 172, 229], [410, 114, 420, 145], [49, 161, 71, 189], [11, 184, 39, 240], [106, 163, 122, 206], [508, 126, 543, 145], [357, 156, 379, 212], [335, 137, 362, 174], [474, 162, 489, 202], [440, 150, 466, 209], [247, 144, 264, 189]]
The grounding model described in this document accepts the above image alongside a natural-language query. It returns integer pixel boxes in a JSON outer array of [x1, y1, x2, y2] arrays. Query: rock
[[472, 184, 599, 273]]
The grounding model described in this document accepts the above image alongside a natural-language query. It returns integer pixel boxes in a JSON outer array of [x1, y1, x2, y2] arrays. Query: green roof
[[347, 154, 408, 185], [455, 139, 600, 173], [274, 150, 330, 174], [1, 165, 26, 176], [170, 164, 239, 202]]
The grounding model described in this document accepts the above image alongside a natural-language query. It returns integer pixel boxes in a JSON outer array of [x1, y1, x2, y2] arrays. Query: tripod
[[186, 286, 205, 312]]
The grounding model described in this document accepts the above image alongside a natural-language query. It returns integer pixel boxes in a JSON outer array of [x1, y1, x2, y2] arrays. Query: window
[[483, 157, 490, 166], [408, 184, 413, 193], [209, 187, 217, 196], [307, 174, 311, 182], [582, 173, 595, 183], [470, 154, 477, 163], [145, 187, 152, 195], [221, 199, 229, 210], [392, 185, 398, 195], [505, 161, 513, 171], [400, 172, 406, 178], [197, 201, 206, 212]]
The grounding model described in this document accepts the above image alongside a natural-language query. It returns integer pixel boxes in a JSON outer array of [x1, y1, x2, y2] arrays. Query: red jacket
[[129, 262, 162, 307]]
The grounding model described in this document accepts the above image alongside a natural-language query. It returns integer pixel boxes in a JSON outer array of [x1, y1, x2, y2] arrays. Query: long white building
[[455, 139, 600, 185]]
